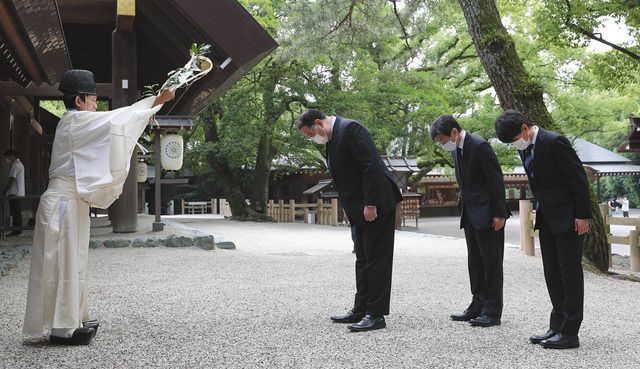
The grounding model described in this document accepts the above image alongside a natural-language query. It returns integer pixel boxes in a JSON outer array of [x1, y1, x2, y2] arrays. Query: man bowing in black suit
[[430, 115, 509, 328], [297, 109, 402, 332], [495, 109, 590, 349]]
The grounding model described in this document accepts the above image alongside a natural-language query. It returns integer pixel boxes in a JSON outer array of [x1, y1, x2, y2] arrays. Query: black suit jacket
[[520, 128, 591, 234], [453, 132, 510, 230], [326, 116, 402, 226]]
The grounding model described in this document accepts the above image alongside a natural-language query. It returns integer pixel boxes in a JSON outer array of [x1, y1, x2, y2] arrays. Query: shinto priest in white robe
[[23, 96, 162, 335]]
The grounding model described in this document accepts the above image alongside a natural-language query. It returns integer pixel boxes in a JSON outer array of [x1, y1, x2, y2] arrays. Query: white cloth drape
[[24, 97, 161, 335]]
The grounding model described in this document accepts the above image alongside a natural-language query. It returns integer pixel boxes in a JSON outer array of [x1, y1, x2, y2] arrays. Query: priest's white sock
[[50, 328, 74, 338]]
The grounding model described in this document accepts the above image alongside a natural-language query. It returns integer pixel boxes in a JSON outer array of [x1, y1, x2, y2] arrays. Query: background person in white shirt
[[3, 149, 25, 236], [621, 196, 630, 218]]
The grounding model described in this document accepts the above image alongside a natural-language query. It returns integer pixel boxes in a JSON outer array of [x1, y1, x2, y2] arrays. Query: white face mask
[[512, 136, 531, 151], [441, 140, 457, 152], [311, 125, 329, 144]]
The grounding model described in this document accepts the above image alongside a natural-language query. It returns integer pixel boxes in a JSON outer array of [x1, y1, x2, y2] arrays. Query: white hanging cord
[[111, 128, 149, 154]]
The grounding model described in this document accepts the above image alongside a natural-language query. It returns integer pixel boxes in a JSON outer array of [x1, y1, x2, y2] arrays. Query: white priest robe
[[23, 96, 162, 335]]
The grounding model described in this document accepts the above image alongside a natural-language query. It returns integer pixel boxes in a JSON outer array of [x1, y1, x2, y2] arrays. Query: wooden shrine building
[[0, 0, 277, 233]]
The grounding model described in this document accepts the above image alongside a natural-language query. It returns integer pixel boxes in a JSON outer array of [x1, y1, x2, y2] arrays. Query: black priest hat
[[58, 69, 97, 95]]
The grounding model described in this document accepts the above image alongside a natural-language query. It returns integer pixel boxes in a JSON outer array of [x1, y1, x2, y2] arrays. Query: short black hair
[[3, 149, 17, 157], [495, 109, 531, 143], [430, 115, 462, 140], [297, 109, 326, 129], [62, 94, 86, 110]]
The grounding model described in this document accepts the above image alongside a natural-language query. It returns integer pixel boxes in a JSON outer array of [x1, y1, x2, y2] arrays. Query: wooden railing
[[600, 203, 640, 272], [181, 199, 216, 214], [267, 199, 339, 226], [519, 200, 640, 272]]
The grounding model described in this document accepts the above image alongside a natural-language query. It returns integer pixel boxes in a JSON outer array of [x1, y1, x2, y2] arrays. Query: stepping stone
[[164, 235, 193, 248], [104, 239, 131, 248], [215, 236, 236, 250], [193, 235, 215, 250]]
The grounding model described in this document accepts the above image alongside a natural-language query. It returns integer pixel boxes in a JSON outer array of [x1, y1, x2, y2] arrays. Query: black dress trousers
[[9, 198, 22, 227], [462, 212, 504, 319], [352, 208, 396, 316], [537, 214, 584, 336]]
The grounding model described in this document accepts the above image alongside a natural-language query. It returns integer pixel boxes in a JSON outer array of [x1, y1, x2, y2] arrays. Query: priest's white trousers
[[23, 177, 91, 336]]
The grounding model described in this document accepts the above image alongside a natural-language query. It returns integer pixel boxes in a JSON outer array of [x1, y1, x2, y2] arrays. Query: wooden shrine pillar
[[110, 1, 138, 233]]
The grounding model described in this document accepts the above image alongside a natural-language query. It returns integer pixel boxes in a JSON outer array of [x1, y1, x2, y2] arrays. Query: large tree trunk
[[583, 187, 610, 271], [457, 0, 560, 132], [458, 0, 609, 271], [251, 128, 275, 214], [250, 62, 282, 214], [203, 103, 273, 222]]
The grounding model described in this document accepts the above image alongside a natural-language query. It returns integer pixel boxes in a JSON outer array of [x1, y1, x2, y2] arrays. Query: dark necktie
[[456, 147, 464, 179], [325, 142, 331, 175], [523, 145, 534, 177]]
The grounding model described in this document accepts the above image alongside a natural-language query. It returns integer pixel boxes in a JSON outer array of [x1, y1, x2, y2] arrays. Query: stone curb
[[88, 234, 225, 250], [1, 232, 234, 279]]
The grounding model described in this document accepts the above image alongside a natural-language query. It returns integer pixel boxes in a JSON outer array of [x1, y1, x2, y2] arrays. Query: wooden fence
[[181, 198, 413, 230], [519, 200, 640, 272], [181, 199, 216, 214], [180, 199, 233, 216], [267, 199, 339, 226]]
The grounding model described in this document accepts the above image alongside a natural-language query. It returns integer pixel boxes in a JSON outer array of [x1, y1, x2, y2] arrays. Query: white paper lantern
[[136, 162, 148, 182], [160, 134, 183, 171]]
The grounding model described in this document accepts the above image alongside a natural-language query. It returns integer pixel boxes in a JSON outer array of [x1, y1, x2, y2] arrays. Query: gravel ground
[[1, 219, 639, 368]]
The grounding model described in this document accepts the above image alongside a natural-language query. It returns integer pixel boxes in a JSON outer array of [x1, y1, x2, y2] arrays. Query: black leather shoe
[[50, 327, 95, 346], [83, 320, 99, 335], [469, 314, 501, 327], [541, 333, 580, 349], [331, 309, 366, 323], [347, 315, 386, 332], [6, 231, 22, 237], [450, 310, 481, 322], [530, 329, 557, 344]]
